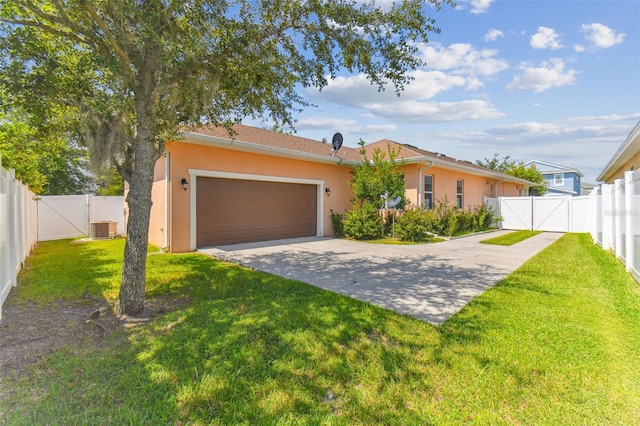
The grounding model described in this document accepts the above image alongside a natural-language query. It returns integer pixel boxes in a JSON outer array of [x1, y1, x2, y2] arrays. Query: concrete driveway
[[199, 230, 563, 324]]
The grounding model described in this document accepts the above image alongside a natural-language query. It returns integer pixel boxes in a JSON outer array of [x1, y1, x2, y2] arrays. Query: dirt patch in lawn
[[0, 293, 189, 380]]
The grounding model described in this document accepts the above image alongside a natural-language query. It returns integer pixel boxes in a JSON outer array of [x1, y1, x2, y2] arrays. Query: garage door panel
[[196, 177, 317, 247]]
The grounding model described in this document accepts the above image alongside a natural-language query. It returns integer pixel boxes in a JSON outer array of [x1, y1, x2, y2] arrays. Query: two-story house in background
[[524, 160, 583, 196]]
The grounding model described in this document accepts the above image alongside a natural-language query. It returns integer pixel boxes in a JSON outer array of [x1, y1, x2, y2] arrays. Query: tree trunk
[[116, 118, 157, 316]]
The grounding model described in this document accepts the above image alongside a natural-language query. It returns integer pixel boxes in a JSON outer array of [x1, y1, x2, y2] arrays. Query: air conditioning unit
[[90, 221, 118, 239]]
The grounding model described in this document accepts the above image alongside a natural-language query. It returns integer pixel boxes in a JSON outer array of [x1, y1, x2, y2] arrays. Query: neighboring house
[[524, 160, 583, 196], [580, 181, 598, 196], [147, 124, 535, 252], [597, 120, 640, 184]]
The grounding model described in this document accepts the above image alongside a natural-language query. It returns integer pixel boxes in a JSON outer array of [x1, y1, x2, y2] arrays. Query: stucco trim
[[188, 169, 325, 250]]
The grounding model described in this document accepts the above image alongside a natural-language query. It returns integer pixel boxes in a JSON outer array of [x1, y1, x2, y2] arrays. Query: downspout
[[161, 151, 170, 252], [418, 161, 434, 208]]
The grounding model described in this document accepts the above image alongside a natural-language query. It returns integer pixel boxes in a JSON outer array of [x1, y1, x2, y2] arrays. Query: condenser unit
[[90, 221, 118, 239]]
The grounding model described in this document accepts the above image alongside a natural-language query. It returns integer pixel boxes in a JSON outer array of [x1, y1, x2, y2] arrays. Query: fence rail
[[590, 169, 640, 284], [1, 156, 37, 320]]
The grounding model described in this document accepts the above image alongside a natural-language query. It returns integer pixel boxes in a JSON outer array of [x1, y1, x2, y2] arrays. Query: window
[[423, 175, 433, 209], [456, 179, 463, 209], [554, 173, 564, 186]]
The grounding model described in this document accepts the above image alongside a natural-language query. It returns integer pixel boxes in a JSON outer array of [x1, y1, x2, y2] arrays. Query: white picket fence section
[[1, 157, 37, 320], [37, 195, 125, 241], [589, 169, 640, 284], [484, 195, 592, 233]]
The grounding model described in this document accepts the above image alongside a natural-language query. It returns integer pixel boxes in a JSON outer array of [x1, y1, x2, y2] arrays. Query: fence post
[[614, 179, 624, 259], [589, 186, 598, 242], [625, 171, 634, 273], [601, 184, 612, 250], [16, 183, 24, 270], [8, 169, 17, 288]]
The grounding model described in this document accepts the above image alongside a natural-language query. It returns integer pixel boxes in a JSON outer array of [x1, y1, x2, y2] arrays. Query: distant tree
[[0, 103, 94, 195], [477, 153, 546, 195], [476, 153, 515, 173], [96, 167, 125, 196], [1, 0, 452, 315]]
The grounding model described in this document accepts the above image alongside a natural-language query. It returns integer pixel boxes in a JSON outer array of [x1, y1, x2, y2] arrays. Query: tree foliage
[[0, 96, 94, 195], [350, 141, 407, 209], [477, 153, 547, 195], [1, 0, 452, 314]]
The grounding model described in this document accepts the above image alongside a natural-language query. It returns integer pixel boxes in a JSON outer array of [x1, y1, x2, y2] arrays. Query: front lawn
[[2, 234, 639, 424], [480, 230, 543, 246]]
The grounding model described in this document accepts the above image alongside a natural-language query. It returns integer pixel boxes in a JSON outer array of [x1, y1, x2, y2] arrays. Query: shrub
[[329, 209, 345, 238], [382, 209, 396, 237], [343, 202, 384, 240], [395, 208, 431, 242], [427, 198, 500, 237]]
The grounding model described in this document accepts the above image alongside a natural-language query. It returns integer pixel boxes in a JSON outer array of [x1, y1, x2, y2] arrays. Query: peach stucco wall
[[149, 141, 528, 252], [148, 157, 167, 249], [163, 141, 354, 252], [401, 164, 523, 208]]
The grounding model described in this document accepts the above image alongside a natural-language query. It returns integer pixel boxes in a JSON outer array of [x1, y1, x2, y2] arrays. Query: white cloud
[[573, 44, 586, 53], [470, 0, 493, 14], [365, 100, 503, 122], [530, 26, 563, 50], [295, 117, 396, 135], [580, 23, 625, 49], [418, 43, 509, 76], [313, 70, 482, 107], [430, 120, 634, 181], [565, 113, 640, 123], [506, 59, 578, 92], [485, 29, 504, 42]]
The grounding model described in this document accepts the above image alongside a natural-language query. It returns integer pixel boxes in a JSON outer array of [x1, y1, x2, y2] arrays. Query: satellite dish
[[388, 196, 402, 208], [331, 132, 343, 156]]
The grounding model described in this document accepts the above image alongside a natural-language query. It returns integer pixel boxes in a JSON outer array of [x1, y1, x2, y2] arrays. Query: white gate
[[532, 197, 570, 232], [491, 195, 591, 233], [37, 195, 125, 241], [498, 197, 532, 231], [37, 195, 90, 241]]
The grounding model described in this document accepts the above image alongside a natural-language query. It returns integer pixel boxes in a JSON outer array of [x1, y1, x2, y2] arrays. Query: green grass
[[480, 230, 543, 246], [2, 234, 640, 424]]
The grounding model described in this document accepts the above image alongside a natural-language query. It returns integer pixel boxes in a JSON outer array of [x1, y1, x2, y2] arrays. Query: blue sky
[[253, 0, 640, 183]]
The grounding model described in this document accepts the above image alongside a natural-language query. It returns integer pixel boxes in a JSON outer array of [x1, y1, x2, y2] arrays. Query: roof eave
[[403, 156, 537, 187], [597, 121, 640, 182], [183, 131, 360, 166]]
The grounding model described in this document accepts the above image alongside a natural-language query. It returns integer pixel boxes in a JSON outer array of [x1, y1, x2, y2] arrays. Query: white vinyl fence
[[37, 195, 125, 241], [1, 155, 125, 318], [590, 169, 640, 284], [484, 195, 592, 233], [1, 158, 37, 320]]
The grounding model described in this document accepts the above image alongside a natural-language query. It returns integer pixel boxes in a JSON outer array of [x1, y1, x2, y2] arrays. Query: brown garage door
[[196, 177, 317, 247]]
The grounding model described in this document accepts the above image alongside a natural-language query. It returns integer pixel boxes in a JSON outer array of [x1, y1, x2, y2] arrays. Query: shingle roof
[[189, 123, 362, 160], [365, 138, 501, 174], [185, 124, 536, 185]]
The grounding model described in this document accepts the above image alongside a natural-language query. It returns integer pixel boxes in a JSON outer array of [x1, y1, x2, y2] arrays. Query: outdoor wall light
[[325, 187, 331, 196], [486, 179, 490, 185], [181, 178, 189, 191]]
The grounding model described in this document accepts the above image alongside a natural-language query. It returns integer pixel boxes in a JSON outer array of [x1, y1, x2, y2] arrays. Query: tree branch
[[0, 17, 87, 46], [80, 1, 135, 79]]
